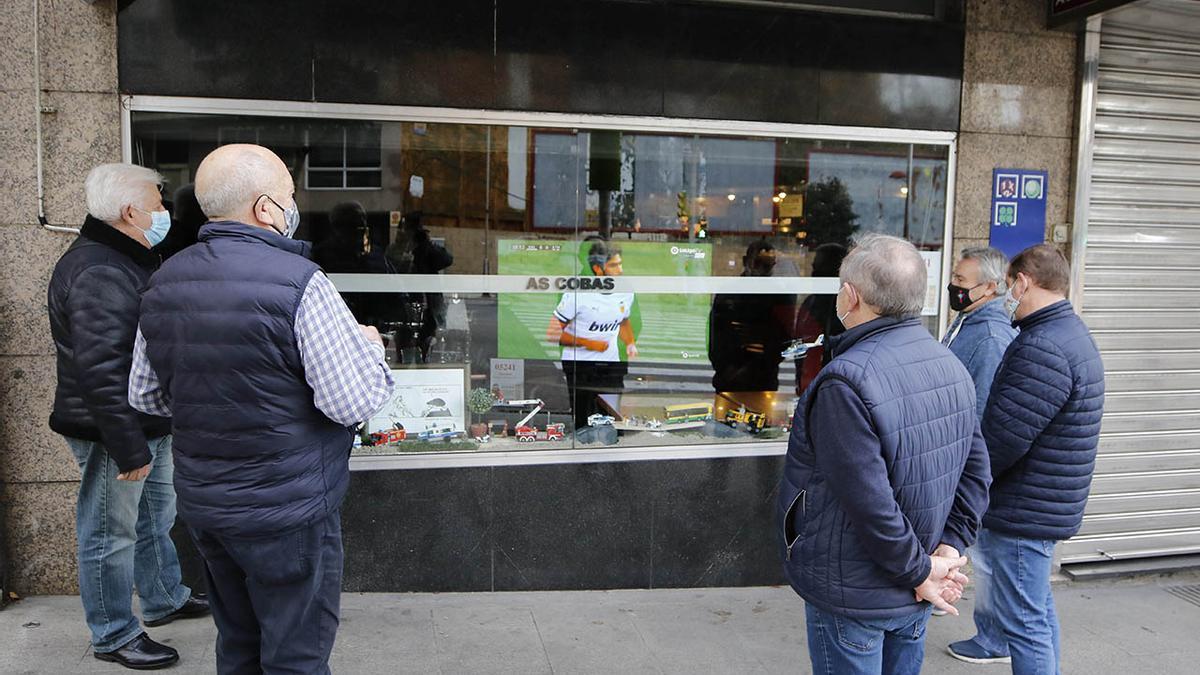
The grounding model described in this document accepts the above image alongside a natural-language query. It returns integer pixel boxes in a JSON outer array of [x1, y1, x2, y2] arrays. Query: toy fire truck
[[516, 422, 565, 443], [501, 399, 565, 443], [366, 422, 407, 446]]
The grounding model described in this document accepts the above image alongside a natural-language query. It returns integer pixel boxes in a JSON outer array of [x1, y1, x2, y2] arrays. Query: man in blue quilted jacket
[[941, 247, 1018, 662], [777, 233, 992, 675], [969, 244, 1104, 675]]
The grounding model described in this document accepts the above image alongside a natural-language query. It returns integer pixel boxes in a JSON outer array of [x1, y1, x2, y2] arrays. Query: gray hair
[[840, 233, 926, 317], [195, 146, 285, 219], [84, 163, 163, 225], [960, 246, 1009, 294]]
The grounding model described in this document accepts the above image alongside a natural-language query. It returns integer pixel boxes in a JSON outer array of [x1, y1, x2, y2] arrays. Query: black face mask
[[947, 283, 983, 312]]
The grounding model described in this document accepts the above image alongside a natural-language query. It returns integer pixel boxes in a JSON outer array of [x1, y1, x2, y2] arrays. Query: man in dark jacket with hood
[[48, 163, 208, 670], [973, 244, 1104, 674], [777, 233, 992, 674]]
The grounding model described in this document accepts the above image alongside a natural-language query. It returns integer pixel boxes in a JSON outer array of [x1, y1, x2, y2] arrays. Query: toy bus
[[663, 402, 713, 424]]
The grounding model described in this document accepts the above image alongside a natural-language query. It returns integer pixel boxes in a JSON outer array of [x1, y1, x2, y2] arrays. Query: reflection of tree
[[803, 177, 859, 247]]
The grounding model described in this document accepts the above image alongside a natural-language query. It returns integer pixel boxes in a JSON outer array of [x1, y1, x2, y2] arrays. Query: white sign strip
[[327, 274, 841, 295], [125, 95, 956, 146]]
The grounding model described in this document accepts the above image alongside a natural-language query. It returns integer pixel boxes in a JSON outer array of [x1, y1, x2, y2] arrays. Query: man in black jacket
[[47, 163, 208, 670]]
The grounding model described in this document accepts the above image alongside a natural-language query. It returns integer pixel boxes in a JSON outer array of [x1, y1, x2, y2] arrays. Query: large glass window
[[130, 108, 950, 457]]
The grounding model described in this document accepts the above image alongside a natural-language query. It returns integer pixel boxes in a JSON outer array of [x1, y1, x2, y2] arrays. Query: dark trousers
[[563, 360, 627, 429], [189, 509, 343, 675]]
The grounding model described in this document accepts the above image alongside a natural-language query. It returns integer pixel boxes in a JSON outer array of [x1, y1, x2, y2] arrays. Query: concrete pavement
[[2, 573, 1198, 673]]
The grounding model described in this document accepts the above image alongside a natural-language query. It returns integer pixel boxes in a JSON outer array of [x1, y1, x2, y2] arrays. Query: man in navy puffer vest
[[968, 244, 1104, 675], [777, 234, 991, 675], [130, 144, 394, 674]]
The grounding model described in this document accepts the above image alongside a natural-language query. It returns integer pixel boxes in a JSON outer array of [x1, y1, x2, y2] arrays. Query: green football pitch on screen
[[496, 239, 712, 364]]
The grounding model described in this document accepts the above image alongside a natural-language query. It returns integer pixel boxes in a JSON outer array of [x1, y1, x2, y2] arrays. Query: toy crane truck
[[506, 399, 565, 443]]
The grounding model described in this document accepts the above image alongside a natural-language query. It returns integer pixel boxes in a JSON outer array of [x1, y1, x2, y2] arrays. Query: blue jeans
[[805, 603, 932, 675], [189, 509, 343, 675], [966, 541, 1010, 655], [66, 435, 191, 652], [978, 528, 1061, 675]]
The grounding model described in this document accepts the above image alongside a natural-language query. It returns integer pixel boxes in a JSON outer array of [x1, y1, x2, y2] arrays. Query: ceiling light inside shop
[[899, 186, 909, 196], [777, 192, 787, 199], [727, 194, 736, 201]]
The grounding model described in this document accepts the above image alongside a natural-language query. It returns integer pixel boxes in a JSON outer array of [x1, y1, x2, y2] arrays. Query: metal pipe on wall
[[33, 0, 81, 235], [1068, 16, 1102, 311]]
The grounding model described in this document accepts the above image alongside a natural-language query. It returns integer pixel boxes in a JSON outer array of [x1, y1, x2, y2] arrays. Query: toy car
[[418, 424, 463, 442], [587, 414, 615, 427], [366, 423, 407, 445], [724, 407, 767, 433]]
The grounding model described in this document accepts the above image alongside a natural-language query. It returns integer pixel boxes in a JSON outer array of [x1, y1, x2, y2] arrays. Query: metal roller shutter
[[1065, 0, 1200, 564]]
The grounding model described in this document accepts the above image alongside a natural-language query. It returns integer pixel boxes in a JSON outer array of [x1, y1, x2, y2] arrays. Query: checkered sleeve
[[128, 326, 172, 417], [295, 272, 395, 426]]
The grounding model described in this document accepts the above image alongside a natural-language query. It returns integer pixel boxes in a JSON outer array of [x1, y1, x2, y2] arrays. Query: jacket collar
[[198, 220, 312, 259], [79, 214, 160, 270], [961, 297, 1010, 326], [1016, 299, 1074, 330], [828, 315, 920, 359]]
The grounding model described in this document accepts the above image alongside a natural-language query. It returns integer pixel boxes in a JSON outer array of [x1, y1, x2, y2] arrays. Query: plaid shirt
[[130, 272, 394, 426]]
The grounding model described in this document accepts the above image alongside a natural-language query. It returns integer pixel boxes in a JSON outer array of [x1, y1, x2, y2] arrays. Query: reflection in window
[[305, 122, 383, 190], [129, 111, 950, 457]]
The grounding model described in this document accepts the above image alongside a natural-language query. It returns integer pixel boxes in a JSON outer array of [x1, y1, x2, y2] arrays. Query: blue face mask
[[134, 207, 172, 248]]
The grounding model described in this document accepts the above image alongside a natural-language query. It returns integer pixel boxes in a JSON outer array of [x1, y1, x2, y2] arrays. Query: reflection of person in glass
[[548, 239, 638, 430], [793, 242, 849, 392], [313, 202, 370, 274], [313, 202, 381, 329], [386, 211, 454, 362], [708, 239, 796, 426]]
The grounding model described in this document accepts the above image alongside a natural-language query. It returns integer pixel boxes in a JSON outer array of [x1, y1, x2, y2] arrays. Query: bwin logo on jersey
[[588, 320, 623, 332]]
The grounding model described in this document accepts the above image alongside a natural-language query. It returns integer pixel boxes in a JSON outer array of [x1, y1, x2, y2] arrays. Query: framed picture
[[364, 366, 468, 444]]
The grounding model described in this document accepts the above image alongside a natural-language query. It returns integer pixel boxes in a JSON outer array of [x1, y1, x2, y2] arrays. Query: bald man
[[129, 144, 395, 674]]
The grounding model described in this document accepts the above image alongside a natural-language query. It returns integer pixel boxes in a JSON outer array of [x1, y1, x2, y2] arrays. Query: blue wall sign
[[989, 168, 1047, 259]]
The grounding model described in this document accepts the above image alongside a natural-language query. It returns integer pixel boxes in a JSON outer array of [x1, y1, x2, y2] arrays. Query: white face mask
[[1003, 279, 1024, 319], [836, 285, 852, 327]]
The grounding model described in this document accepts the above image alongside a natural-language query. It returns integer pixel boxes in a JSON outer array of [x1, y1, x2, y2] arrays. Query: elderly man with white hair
[[776, 233, 992, 675], [47, 163, 209, 670], [129, 144, 394, 674]]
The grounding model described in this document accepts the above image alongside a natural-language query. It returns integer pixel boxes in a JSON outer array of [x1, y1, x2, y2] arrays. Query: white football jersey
[[554, 292, 635, 362]]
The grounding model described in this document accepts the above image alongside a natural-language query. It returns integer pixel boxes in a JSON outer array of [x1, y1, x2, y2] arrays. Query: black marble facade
[[117, 0, 964, 130], [173, 455, 787, 592]]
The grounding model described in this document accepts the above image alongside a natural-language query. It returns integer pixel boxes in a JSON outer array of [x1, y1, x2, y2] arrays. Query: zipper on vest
[[784, 489, 806, 561]]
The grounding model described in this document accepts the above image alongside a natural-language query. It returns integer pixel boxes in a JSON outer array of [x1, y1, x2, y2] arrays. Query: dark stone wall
[[174, 455, 788, 592], [118, 0, 964, 130]]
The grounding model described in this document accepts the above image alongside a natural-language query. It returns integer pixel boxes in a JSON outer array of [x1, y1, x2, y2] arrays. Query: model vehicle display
[[417, 422, 465, 442], [781, 334, 824, 360], [369, 424, 408, 445], [516, 422, 565, 443], [724, 406, 767, 433], [663, 402, 713, 424], [497, 399, 563, 444], [587, 414, 615, 427]]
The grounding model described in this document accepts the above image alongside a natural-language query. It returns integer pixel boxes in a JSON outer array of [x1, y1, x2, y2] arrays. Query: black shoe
[[94, 633, 179, 670], [144, 593, 211, 627]]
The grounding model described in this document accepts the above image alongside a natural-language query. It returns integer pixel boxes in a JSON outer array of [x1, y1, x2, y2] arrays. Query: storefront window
[[130, 109, 950, 457]]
